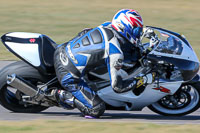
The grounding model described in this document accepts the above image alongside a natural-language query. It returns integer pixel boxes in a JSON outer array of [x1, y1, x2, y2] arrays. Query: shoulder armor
[[90, 29, 103, 44], [103, 28, 114, 41]]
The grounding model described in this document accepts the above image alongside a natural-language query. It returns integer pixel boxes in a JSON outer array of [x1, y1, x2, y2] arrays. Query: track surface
[[0, 61, 200, 124]]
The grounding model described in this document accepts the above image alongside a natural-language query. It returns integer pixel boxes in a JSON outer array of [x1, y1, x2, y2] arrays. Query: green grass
[[0, 120, 200, 133], [0, 0, 200, 60]]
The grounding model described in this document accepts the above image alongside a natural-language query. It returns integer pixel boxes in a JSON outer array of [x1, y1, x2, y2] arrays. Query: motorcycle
[[0, 26, 200, 116]]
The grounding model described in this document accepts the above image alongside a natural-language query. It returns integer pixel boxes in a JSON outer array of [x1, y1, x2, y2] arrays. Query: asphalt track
[[0, 61, 200, 124]]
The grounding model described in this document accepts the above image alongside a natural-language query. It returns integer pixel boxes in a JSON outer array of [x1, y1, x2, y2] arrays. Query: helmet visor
[[132, 27, 143, 39]]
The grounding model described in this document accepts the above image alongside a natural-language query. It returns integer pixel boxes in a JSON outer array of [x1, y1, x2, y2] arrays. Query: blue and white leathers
[[56, 22, 136, 114], [65, 22, 133, 87]]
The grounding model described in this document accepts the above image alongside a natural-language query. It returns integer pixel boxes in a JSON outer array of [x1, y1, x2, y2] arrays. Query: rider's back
[[64, 23, 116, 73]]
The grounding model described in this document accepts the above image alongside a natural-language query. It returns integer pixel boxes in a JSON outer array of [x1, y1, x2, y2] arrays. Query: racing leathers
[[54, 22, 149, 117]]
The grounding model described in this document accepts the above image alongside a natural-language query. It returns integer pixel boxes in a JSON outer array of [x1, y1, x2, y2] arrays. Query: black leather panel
[[90, 30, 102, 44]]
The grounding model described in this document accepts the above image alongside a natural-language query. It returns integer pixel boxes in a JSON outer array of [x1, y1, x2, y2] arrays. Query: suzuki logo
[[153, 86, 171, 93]]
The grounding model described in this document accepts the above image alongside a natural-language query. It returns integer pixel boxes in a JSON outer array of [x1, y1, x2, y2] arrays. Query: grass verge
[[0, 120, 200, 133]]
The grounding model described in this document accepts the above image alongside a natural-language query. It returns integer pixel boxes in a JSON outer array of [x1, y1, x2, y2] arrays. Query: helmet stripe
[[130, 16, 143, 25], [112, 24, 119, 31], [130, 17, 143, 27], [124, 15, 134, 27]]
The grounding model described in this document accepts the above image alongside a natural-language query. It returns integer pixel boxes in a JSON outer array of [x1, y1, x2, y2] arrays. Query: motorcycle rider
[[54, 9, 155, 118]]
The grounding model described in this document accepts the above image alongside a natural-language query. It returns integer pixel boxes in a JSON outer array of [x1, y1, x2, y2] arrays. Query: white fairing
[[4, 32, 41, 67], [98, 82, 182, 110], [5, 42, 41, 66]]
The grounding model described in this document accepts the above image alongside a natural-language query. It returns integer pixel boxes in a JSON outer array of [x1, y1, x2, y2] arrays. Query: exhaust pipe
[[7, 74, 44, 101]]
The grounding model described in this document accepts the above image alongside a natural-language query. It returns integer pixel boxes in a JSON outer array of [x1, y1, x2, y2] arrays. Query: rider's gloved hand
[[143, 28, 156, 39], [142, 28, 159, 54], [149, 36, 159, 48], [136, 72, 156, 88], [143, 72, 156, 84]]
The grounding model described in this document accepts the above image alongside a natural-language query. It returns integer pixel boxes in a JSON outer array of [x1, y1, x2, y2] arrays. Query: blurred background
[[0, 0, 199, 60]]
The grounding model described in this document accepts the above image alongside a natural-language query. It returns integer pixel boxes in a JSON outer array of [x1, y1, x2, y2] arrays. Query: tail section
[[1, 32, 57, 74]]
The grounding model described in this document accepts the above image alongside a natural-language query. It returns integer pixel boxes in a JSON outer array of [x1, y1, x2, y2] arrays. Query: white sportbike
[[0, 26, 200, 116]]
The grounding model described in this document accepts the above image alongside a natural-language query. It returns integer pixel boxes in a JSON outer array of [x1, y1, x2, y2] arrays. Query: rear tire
[[148, 83, 200, 116], [0, 61, 49, 113]]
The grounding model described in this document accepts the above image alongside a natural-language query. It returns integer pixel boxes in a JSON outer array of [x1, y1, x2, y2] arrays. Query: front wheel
[[148, 83, 200, 116]]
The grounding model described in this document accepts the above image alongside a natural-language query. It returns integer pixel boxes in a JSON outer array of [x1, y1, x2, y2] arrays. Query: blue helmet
[[112, 9, 143, 45]]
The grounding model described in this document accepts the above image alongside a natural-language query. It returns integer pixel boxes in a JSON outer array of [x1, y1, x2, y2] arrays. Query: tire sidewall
[[148, 82, 200, 116]]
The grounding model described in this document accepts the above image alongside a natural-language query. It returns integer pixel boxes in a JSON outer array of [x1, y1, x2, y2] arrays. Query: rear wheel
[[0, 61, 49, 113], [148, 83, 200, 116]]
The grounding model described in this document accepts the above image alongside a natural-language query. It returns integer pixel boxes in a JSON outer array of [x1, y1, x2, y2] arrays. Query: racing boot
[[53, 89, 75, 109], [72, 86, 106, 118]]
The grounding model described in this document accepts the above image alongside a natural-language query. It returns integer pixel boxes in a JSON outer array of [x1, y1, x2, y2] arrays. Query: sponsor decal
[[153, 86, 171, 93], [67, 44, 78, 64], [29, 38, 36, 43], [5, 37, 12, 41], [60, 52, 68, 66]]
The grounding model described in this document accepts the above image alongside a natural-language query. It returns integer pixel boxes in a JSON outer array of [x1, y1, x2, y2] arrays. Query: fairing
[[146, 27, 199, 81], [97, 27, 199, 110]]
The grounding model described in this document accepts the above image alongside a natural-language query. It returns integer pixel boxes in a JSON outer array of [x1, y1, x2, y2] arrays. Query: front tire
[[148, 83, 200, 116], [0, 61, 49, 113]]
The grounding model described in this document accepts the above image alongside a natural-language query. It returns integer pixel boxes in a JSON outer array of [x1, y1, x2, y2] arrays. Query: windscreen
[[154, 35, 183, 55]]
